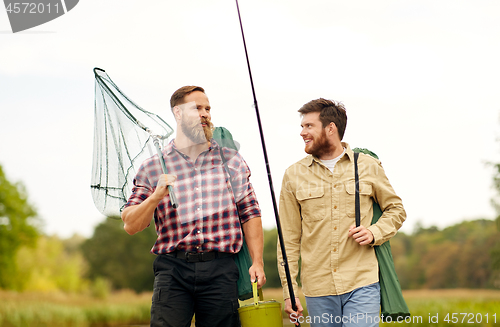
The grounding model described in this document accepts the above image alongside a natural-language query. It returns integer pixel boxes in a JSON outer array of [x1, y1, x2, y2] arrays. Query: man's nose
[[200, 109, 209, 117]]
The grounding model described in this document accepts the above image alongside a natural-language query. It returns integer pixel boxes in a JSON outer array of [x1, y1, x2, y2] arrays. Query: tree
[[81, 217, 157, 292], [15, 235, 89, 292], [262, 228, 280, 288], [262, 228, 302, 290], [0, 165, 39, 289], [489, 157, 500, 287], [391, 219, 498, 289]]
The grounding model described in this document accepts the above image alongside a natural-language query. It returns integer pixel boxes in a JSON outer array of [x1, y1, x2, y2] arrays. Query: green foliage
[[15, 235, 89, 293], [392, 219, 499, 289], [489, 158, 500, 287], [490, 162, 500, 214], [89, 277, 111, 299], [0, 165, 39, 290], [81, 218, 157, 293], [263, 228, 280, 288], [263, 218, 500, 291], [261, 229, 302, 290]]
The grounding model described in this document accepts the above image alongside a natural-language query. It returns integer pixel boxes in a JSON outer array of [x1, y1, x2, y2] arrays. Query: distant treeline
[[264, 218, 500, 290], [391, 219, 500, 289], [2, 216, 500, 294], [1, 158, 500, 293]]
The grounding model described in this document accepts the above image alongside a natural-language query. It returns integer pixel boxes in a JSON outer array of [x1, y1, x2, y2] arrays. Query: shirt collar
[[165, 138, 219, 155]]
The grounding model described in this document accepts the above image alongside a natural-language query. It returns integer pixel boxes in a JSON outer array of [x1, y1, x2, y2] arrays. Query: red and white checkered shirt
[[124, 139, 261, 254]]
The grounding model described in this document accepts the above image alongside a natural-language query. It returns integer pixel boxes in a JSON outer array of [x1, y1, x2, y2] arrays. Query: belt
[[163, 251, 233, 263]]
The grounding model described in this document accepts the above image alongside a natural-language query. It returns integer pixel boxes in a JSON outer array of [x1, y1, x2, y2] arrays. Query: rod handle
[[168, 185, 178, 209], [153, 137, 178, 209]]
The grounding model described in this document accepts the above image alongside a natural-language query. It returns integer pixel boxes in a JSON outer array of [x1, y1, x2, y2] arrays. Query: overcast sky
[[1, 0, 499, 238]]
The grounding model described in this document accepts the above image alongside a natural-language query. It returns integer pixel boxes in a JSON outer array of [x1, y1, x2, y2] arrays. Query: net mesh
[[91, 68, 174, 217]]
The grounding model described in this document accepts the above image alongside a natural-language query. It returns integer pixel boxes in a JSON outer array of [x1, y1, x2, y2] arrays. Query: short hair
[[298, 98, 347, 140], [170, 85, 205, 110]]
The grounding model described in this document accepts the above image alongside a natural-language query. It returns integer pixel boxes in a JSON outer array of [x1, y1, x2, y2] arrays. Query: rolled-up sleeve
[[226, 151, 261, 224], [124, 163, 154, 208]]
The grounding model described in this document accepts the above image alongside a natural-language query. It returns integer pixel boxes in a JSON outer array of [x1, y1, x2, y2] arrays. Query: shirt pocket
[[296, 188, 326, 222], [344, 180, 373, 218]]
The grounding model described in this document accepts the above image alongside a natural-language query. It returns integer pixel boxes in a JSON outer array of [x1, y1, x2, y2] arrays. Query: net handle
[[153, 137, 178, 209]]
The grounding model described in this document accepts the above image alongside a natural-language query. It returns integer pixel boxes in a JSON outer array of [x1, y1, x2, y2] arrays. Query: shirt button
[[333, 248, 337, 252], [334, 227, 337, 230], [334, 205, 337, 209], [197, 230, 201, 234], [334, 269, 337, 272], [197, 207, 201, 211]]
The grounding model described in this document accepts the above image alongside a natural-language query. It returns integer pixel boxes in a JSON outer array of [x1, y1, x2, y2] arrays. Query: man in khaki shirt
[[277, 98, 406, 327]]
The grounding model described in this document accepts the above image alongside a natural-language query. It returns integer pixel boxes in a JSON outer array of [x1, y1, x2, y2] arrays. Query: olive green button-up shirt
[[277, 143, 406, 298]]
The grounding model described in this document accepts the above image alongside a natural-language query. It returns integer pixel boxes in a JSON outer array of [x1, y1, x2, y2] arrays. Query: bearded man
[[277, 98, 406, 327], [122, 86, 266, 327]]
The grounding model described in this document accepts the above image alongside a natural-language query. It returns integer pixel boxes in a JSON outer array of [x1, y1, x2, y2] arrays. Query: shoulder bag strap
[[354, 152, 361, 227], [219, 148, 241, 219], [220, 148, 232, 187]]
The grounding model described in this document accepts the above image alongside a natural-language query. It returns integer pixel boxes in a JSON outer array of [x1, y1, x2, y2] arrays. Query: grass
[[0, 290, 151, 327], [259, 288, 500, 327], [1, 288, 500, 326], [387, 289, 500, 327]]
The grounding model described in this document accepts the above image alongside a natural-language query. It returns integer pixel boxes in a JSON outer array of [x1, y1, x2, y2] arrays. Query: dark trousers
[[150, 254, 241, 327]]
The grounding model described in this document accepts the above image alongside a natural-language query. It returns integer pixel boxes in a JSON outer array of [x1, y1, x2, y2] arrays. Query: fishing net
[[91, 68, 174, 217]]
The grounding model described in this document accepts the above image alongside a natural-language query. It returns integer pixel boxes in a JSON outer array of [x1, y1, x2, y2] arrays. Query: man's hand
[[284, 297, 303, 326], [241, 217, 266, 288], [348, 225, 374, 245], [122, 174, 176, 235], [151, 174, 177, 201], [249, 263, 266, 289]]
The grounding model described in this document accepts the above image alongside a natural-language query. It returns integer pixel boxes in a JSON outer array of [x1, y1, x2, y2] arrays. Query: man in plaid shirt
[[121, 86, 266, 327]]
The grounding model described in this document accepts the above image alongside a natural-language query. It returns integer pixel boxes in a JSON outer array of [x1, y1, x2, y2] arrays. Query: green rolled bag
[[353, 148, 410, 322], [213, 126, 254, 301], [234, 239, 254, 301]]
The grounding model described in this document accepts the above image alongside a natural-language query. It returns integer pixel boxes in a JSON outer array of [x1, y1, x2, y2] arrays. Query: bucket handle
[[252, 281, 264, 306]]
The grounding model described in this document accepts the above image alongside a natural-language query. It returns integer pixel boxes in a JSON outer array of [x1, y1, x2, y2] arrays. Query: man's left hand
[[348, 225, 374, 245], [249, 263, 266, 289]]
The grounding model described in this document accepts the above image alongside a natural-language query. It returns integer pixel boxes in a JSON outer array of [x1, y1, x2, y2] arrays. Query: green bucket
[[238, 282, 283, 327]]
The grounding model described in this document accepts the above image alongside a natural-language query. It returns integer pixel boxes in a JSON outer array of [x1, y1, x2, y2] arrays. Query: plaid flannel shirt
[[124, 139, 261, 254]]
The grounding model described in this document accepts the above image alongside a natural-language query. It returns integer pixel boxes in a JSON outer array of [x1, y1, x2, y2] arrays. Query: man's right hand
[[122, 174, 176, 235], [151, 174, 177, 201], [284, 297, 303, 326]]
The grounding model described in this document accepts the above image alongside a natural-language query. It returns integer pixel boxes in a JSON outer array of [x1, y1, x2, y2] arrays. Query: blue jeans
[[304, 283, 380, 327]]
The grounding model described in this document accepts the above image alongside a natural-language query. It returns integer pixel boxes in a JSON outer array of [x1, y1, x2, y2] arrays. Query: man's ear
[[327, 122, 337, 136], [173, 106, 182, 121]]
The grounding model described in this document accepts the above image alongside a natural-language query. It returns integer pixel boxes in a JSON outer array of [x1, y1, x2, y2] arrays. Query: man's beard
[[181, 116, 214, 144], [305, 129, 334, 158]]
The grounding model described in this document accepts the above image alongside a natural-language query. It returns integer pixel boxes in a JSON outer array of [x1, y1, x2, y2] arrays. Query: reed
[[2, 288, 500, 326], [0, 290, 151, 327]]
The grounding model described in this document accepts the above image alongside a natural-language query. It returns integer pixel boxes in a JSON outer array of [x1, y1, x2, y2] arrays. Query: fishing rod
[[234, 0, 300, 319]]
